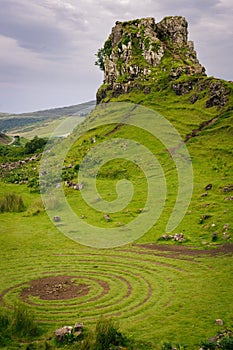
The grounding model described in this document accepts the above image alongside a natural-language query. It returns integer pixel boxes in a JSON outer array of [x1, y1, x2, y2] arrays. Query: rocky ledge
[[96, 16, 231, 107]]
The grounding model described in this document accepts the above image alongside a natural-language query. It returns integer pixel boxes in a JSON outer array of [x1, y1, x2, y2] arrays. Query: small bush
[[12, 303, 39, 338], [0, 304, 39, 348], [211, 232, 218, 242], [0, 192, 25, 213], [0, 309, 11, 347], [94, 318, 127, 350], [80, 332, 95, 350], [79, 318, 128, 350], [161, 342, 186, 350], [24, 136, 47, 155]]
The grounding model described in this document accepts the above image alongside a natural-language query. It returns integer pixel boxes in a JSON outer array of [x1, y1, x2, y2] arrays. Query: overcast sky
[[0, 0, 232, 113]]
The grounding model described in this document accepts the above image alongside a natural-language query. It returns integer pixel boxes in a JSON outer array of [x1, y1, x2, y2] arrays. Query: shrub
[[161, 342, 186, 350], [12, 303, 39, 338], [95, 318, 127, 350], [212, 232, 218, 242], [80, 331, 94, 350], [24, 136, 47, 155], [79, 318, 128, 350], [220, 336, 233, 350], [0, 192, 25, 213], [0, 304, 39, 347], [95, 48, 106, 71], [0, 308, 11, 347]]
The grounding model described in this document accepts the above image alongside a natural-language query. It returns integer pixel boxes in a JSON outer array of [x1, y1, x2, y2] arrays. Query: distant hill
[[0, 100, 96, 138], [0, 132, 11, 145], [17, 101, 96, 118]]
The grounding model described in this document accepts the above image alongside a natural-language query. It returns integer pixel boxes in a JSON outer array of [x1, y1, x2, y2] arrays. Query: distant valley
[[0, 100, 96, 139]]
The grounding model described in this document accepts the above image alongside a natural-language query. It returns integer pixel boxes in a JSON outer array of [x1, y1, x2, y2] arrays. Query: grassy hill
[[0, 100, 96, 139], [0, 16, 232, 350]]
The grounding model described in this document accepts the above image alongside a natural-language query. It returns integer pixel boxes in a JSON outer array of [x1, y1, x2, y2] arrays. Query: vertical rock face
[[156, 16, 188, 47], [96, 16, 206, 103]]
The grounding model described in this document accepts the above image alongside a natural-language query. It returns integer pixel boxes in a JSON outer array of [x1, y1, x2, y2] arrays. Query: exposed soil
[[184, 116, 219, 142], [21, 276, 90, 301], [136, 243, 233, 257]]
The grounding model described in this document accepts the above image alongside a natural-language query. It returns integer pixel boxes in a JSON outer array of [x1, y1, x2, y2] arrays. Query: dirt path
[[8, 136, 15, 145], [136, 243, 233, 257]]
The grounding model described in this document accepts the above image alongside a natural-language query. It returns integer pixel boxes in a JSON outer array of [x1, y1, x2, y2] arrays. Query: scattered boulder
[[199, 214, 211, 224], [205, 184, 212, 191], [161, 234, 173, 241], [224, 196, 233, 201], [73, 183, 84, 190], [0, 154, 40, 176], [174, 233, 185, 242], [201, 192, 208, 197], [215, 319, 223, 326], [223, 184, 233, 193], [55, 326, 73, 342], [200, 329, 233, 350], [55, 323, 84, 343], [74, 322, 83, 331], [65, 181, 84, 190], [104, 214, 111, 221], [144, 86, 151, 94], [160, 233, 185, 242]]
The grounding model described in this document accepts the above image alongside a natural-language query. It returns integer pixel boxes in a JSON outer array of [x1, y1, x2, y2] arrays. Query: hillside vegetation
[[0, 16, 232, 350]]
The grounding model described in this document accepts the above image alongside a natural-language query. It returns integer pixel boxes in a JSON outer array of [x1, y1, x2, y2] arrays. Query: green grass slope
[[0, 16, 233, 350], [56, 82, 233, 247], [0, 183, 232, 349]]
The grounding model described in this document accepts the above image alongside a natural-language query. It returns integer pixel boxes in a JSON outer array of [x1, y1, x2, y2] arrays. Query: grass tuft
[[0, 192, 25, 213]]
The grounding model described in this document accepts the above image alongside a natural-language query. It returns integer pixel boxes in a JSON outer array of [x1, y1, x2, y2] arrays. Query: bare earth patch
[[136, 243, 233, 257], [21, 276, 90, 300]]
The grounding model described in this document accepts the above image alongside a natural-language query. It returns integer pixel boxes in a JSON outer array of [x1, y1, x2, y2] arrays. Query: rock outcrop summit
[[96, 16, 230, 107]]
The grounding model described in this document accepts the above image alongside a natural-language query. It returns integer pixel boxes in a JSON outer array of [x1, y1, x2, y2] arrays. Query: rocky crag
[[96, 16, 231, 108]]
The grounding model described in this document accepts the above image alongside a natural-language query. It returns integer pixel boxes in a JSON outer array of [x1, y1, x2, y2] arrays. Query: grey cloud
[[0, 0, 232, 113], [0, 0, 87, 57]]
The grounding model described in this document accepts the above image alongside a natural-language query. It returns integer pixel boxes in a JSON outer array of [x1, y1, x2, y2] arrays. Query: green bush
[[0, 304, 39, 348], [0, 192, 25, 213], [24, 136, 47, 155], [79, 318, 128, 350], [12, 303, 39, 338], [0, 309, 11, 347], [94, 318, 127, 350]]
